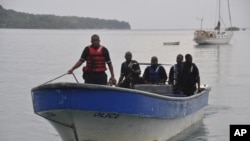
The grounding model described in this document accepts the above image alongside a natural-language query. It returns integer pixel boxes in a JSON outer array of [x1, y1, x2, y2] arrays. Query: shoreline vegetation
[[0, 5, 131, 30], [0, 5, 248, 31]]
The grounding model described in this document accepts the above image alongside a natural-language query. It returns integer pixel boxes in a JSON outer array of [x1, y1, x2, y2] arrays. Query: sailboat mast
[[227, 0, 233, 28], [218, 0, 221, 22], [214, 0, 221, 32]]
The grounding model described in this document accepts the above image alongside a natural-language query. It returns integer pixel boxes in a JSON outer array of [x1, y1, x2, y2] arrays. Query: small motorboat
[[163, 41, 180, 45], [31, 80, 210, 141]]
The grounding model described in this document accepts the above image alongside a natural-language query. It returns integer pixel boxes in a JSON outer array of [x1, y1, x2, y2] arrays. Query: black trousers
[[118, 77, 145, 88], [83, 72, 107, 85], [182, 86, 197, 96]]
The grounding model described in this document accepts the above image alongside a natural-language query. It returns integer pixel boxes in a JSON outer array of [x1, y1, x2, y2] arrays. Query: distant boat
[[193, 0, 233, 45], [31, 82, 210, 141], [163, 41, 180, 45]]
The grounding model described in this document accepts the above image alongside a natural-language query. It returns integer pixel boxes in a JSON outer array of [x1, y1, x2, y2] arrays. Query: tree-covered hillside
[[0, 5, 131, 29]]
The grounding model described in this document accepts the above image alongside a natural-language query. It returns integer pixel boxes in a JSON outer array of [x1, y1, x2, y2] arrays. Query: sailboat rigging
[[193, 0, 233, 45]]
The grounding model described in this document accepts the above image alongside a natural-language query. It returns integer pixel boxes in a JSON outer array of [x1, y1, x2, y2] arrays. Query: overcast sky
[[1, 0, 249, 29]]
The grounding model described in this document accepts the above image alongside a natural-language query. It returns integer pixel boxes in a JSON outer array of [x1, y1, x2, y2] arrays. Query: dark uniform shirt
[[168, 63, 183, 93], [118, 60, 142, 88], [120, 60, 140, 79], [180, 62, 200, 96], [169, 64, 183, 84]]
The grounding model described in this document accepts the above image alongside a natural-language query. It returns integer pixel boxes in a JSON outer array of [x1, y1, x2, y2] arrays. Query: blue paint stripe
[[32, 88, 208, 118]]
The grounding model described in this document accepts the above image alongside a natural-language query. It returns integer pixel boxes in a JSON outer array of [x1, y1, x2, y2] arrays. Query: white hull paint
[[193, 30, 233, 45], [194, 36, 232, 45], [41, 109, 205, 141]]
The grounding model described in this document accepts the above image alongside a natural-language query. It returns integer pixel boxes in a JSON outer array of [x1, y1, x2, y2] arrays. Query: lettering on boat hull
[[93, 112, 120, 119]]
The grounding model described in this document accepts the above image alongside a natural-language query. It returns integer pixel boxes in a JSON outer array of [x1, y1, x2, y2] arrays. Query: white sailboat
[[193, 0, 233, 45]]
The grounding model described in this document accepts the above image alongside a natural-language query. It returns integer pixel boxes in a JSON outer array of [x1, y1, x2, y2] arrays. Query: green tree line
[[0, 5, 131, 29]]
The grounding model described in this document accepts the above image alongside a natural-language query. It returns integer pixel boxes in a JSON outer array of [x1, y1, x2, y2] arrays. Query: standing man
[[117, 51, 142, 88], [168, 54, 184, 93], [68, 34, 116, 85], [181, 54, 200, 96], [143, 56, 167, 84]]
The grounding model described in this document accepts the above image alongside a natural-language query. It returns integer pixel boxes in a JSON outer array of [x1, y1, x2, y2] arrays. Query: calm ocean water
[[0, 29, 250, 141]]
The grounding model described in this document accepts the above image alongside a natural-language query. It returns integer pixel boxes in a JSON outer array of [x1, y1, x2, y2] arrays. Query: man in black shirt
[[117, 51, 142, 88], [168, 54, 183, 93], [180, 54, 200, 96], [68, 34, 116, 85]]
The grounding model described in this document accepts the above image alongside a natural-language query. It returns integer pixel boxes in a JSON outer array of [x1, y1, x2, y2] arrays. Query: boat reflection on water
[[194, 44, 232, 48], [193, 44, 232, 83], [168, 120, 207, 141]]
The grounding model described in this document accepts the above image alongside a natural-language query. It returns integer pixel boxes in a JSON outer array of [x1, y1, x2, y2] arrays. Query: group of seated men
[[117, 52, 200, 96]]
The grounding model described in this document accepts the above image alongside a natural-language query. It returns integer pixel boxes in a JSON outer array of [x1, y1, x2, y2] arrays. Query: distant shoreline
[[0, 5, 131, 30], [1, 27, 249, 31]]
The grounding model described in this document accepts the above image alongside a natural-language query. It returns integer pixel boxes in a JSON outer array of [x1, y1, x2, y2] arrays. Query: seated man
[[117, 51, 143, 88], [143, 56, 167, 84], [168, 54, 183, 94]]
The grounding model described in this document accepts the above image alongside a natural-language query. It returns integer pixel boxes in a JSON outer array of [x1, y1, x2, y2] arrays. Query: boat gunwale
[[31, 82, 211, 101]]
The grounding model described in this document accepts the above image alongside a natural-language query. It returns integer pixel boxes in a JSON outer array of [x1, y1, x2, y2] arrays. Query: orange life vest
[[83, 46, 107, 72]]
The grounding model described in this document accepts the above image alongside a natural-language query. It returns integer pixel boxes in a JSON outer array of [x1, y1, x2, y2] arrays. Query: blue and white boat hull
[[31, 83, 210, 141]]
